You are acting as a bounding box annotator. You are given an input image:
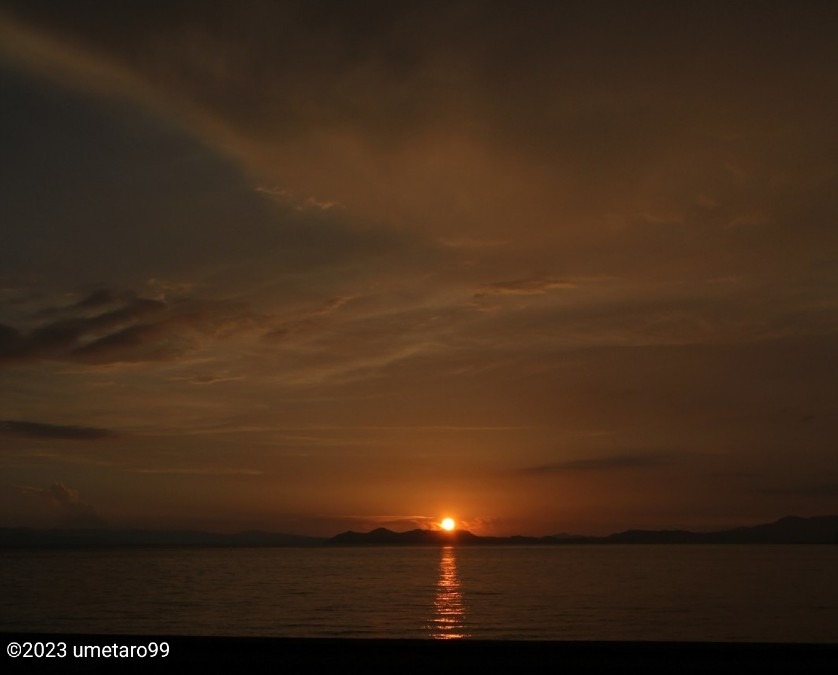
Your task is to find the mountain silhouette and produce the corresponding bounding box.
[329,515,838,546]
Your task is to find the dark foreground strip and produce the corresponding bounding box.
[4,633,838,674]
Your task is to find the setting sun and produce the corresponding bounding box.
[440,518,456,531]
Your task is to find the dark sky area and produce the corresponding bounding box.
[1,1,836,535]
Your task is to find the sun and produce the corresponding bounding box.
[440,517,456,531]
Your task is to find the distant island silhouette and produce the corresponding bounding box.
[2,515,837,548]
[329,515,838,546]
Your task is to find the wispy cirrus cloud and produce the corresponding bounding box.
[473,277,576,300]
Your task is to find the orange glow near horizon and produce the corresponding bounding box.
[440,517,456,531]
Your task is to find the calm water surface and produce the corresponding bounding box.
[2,545,837,642]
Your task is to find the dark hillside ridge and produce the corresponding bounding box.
[329,515,838,546]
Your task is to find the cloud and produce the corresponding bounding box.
[2,3,836,302]
[0,420,116,440]
[0,288,259,366]
[71,289,118,310]
[0,293,166,363]
[522,453,672,474]
[255,185,341,212]
[473,277,576,300]
[311,296,355,315]
[22,480,105,527]
[168,374,245,386]
[69,320,190,364]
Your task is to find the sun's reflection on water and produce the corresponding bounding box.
[429,545,469,639]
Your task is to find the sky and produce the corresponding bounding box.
[1,1,836,536]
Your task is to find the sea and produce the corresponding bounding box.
[2,545,838,643]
